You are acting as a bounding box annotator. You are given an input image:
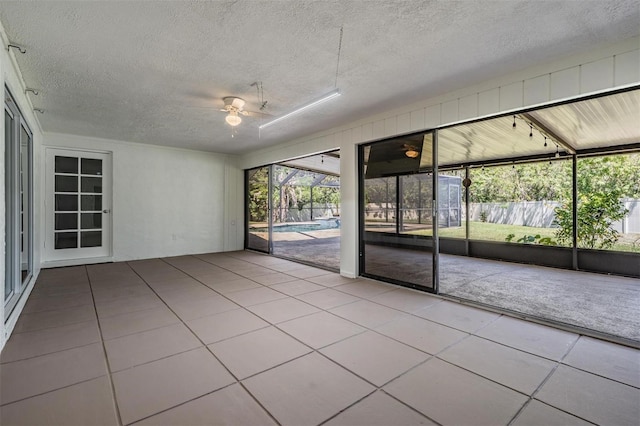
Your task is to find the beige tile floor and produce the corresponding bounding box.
[1,251,639,426]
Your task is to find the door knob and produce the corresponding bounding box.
[102,209,111,214]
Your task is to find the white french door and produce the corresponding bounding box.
[45,149,112,262]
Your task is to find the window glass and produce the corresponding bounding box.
[468,161,571,247]
[55,232,77,249]
[55,156,78,174]
[55,175,78,192]
[81,177,102,193]
[81,231,102,248]
[364,177,397,233]
[81,195,102,211]
[81,158,102,175]
[574,153,640,252]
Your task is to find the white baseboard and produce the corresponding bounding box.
[41,256,114,268]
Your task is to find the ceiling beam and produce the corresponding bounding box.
[279,169,299,185]
[521,112,576,154]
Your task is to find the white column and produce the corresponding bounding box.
[339,141,358,278]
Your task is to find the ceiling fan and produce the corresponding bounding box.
[402,143,421,158]
[220,96,270,127]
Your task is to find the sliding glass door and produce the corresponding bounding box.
[245,152,342,270]
[5,88,34,318]
[245,166,271,253]
[360,131,438,292]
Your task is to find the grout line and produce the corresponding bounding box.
[505,336,585,425]
[11,253,638,426]
[431,355,533,397]
[315,388,379,426]
[378,388,445,426]
[0,339,100,366]
[129,255,640,394]
[129,258,283,426]
[0,374,114,408]
[507,398,599,426]
[126,381,240,426]
[85,265,124,426]
[16,300,94,316]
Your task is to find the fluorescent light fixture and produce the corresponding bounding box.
[259,89,341,129]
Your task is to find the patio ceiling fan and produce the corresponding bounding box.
[402,144,421,158]
[219,96,271,127]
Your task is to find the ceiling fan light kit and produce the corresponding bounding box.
[225,111,242,126]
[259,88,341,130]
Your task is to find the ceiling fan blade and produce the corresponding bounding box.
[176,105,218,109]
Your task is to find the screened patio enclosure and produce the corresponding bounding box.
[246,151,341,270]
[435,87,640,278]
[359,87,640,344]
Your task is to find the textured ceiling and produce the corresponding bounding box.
[1,1,638,154]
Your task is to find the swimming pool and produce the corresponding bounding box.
[252,219,340,233]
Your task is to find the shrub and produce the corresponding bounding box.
[554,191,628,249]
[505,233,557,245]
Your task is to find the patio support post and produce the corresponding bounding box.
[433,130,439,293]
[418,178,422,225]
[385,180,389,223]
[465,166,470,256]
[268,165,274,254]
[310,186,314,221]
[280,186,284,223]
[572,154,578,270]
[397,175,402,233]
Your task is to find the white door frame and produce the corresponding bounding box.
[44,148,113,266]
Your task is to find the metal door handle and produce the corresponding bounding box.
[102,209,111,214]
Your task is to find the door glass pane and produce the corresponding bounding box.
[20,125,32,285]
[269,160,341,270]
[364,176,397,233]
[361,133,434,291]
[56,194,78,211]
[55,213,77,230]
[81,213,102,229]
[81,231,102,248]
[5,109,14,300]
[55,156,78,174]
[400,174,433,234]
[55,232,78,249]
[246,166,270,253]
[81,195,102,211]
[81,177,102,193]
[55,175,78,192]
[81,158,102,175]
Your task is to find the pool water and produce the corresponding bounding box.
[253,219,340,233]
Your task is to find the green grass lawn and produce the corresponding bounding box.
[399,221,639,252]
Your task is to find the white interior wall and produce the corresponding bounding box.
[43,133,243,264]
[1,29,45,350]
[239,36,640,278]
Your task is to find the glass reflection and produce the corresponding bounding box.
[246,167,270,253]
[361,132,435,290]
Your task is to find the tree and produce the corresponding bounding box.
[553,155,637,249]
[555,190,628,249]
[248,168,269,223]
